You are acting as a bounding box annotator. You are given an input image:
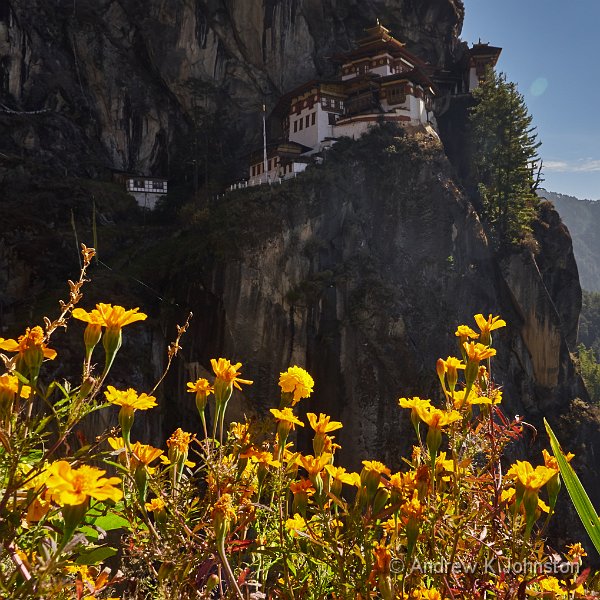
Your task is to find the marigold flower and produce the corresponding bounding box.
[0,326,57,377]
[145,497,166,513]
[306,412,342,434]
[270,407,304,429]
[437,356,465,391]
[187,377,213,396]
[474,313,506,345]
[0,373,31,420]
[279,366,314,406]
[566,542,587,563]
[167,428,194,455]
[455,325,479,340]
[411,587,442,600]
[130,441,163,470]
[372,541,392,574]
[285,513,307,536]
[506,460,556,494]
[297,453,332,477]
[46,461,122,506]
[211,358,253,391]
[542,448,574,472]
[324,465,356,485]
[104,386,157,411]
[463,341,496,363]
[415,406,461,430]
[361,460,391,498]
[90,303,147,330]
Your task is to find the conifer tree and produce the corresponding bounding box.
[470,70,542,246]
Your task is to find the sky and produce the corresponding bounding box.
[461,0,600,200]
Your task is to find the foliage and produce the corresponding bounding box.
[577,344,600,402]
[470,70,542,247]
[0,247,596,599]
[545,419,600,557]
[579,291,600,355]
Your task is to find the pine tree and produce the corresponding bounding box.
[469,70,542,246]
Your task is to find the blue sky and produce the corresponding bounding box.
[461,1,600,200]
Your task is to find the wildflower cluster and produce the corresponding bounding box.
[0,250,594,599]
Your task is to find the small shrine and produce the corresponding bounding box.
[124,176,168,210]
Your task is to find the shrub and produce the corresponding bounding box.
[0,247,594,599]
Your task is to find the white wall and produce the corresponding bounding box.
[289,105,334,151]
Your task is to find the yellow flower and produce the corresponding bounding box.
[167,428,194,455]
[474,313,506,345]
[415,406,461,430]
[566,542,587,563]
[279,366,314,405]
[0,373,32,419]
[104,386,157,410]
[211,358,253,391]
[436,356,466,391]
[297,453,332,477]
[371,541,392,574]
[398,396,431,411]
[84,303,147,330]
[542,448,574,471]
[411,587,442,600]
[0,326,57,377]
[454,325,479,340]
[46,461,122,506]
[270,407,305,429]
[145,497,166,513]
[306,412,342,434]
[240,448,281,468]
[187,377,213,397]
[506,460,556,494]
[324,465,356,485]
[361,460,391,477]
[130,441,163,469]
[463,341,496,363]
[285,513,307,535]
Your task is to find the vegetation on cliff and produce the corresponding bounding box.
[0,249,595,599]
[470,71,542,247]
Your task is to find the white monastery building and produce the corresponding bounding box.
[234,22,502,190]
[125,176,168,210]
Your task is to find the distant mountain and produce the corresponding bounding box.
[538,188,600,292]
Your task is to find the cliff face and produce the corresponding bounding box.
[1,0,597,551]
[1,0,464,177]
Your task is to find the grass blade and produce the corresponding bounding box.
[544,418,600,555]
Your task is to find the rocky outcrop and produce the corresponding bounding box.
[1,0,464,178]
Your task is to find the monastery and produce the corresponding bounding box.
[231,22,501,190]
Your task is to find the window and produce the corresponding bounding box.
[312,112,316,126]
[152,181,164,190]
[134,179,144,188]
[293,120,298,133]
[305,115,310,128]
[252,166,256,176]
[299,119,303,130]
[268,159,272,170]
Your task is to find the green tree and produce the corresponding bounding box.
[470,70,542,245]
[578,343,600,402]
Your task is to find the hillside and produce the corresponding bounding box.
[538,188,600,291]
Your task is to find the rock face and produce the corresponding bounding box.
[1,0,464,177]
[1,0,598,553]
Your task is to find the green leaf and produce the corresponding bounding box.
[544,418,600,555]
[90,513,130,532]
[74,546,118,565]
[78,525,100,541]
